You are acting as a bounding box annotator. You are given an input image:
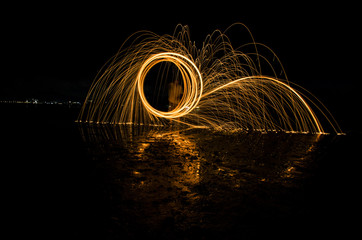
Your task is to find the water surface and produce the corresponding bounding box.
[77,124,340,238]
[2,104,358,239]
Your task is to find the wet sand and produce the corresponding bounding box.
[2,104,359,239]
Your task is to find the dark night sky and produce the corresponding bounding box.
[2,2,359,131]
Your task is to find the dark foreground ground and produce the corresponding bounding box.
[2,104,361,239]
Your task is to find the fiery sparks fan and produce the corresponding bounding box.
[78,24,342,134]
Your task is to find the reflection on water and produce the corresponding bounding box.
[78,125,324,238]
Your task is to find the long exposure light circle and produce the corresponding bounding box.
[137,52,203,119]
[78,25,343,134]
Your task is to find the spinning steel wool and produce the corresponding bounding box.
[78,24,341,134]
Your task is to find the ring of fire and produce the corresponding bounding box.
[78,25,343,134]
[137,52,203,119]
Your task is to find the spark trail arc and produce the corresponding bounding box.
[78,24,342,134]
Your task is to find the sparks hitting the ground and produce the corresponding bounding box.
[78,24,342,134]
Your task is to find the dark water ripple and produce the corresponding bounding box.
[77,124,341,239]
[2,105,359,239]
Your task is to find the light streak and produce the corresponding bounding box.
[137,52,203,119]
[78,24,342,134]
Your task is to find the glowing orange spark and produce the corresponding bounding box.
[78,24,342,134]
[137,52,203,119]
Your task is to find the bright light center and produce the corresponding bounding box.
[137,52,203,119]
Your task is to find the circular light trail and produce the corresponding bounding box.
[137,52,203,118]
[78,24,343,134]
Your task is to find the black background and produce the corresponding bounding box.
[2,2,360,132]
[2,2,361,238]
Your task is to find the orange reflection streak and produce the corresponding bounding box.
[78,24,342,134]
